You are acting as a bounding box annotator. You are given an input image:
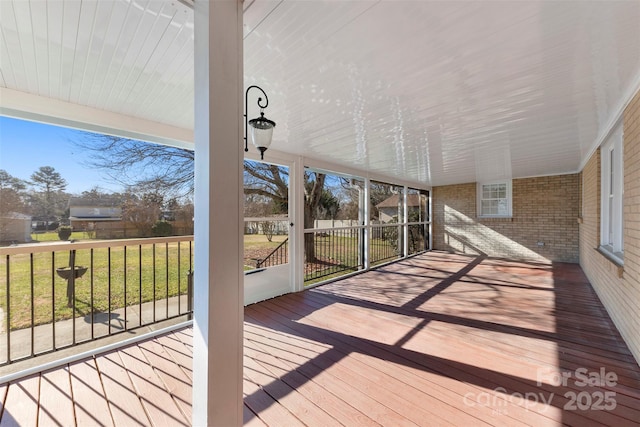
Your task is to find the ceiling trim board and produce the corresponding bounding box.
[0,87,193,148]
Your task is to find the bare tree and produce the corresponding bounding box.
[243,161,330,261]
[77,135,330,260]
[244,161,288,214]
[260,221,276,242]
[122,190,163,237]
[75,135,194,197]
[303,171,329,261]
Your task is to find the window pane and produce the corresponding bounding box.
[483,186,491,198]
[479,181,510,217]
[497,186,506,198]
[498,199,508,215]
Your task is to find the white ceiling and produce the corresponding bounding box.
[1,0,640,187]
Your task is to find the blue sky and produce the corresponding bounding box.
[0,116,123,194]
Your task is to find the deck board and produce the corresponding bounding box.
[1,252,639,426]
[97,351,150,426]
[69,360,113,426]
[1,374,38,427]
[118,344,189,426]
[138,338,192,420]
[39,367,76,427]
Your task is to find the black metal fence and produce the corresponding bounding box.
[370,223,402,266]
[256,238,289,268]
[304,227,364,283]
[0,236,193,365]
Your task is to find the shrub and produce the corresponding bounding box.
[57,226,73,241]
[260,221,275,242]
[152,220,173,237]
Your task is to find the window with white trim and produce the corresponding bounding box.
[600,126,624,263]
[477,181,512,218]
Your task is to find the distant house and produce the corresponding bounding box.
[0,212,32,243]
[375,194,422,223]
[68,196,122,230]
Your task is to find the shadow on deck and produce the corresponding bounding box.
[1,252,639,426]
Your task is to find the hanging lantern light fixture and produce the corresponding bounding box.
[244,85,276,160]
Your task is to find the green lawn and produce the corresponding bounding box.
[2,235,286,330]
[1,232,403,330]
[303,235,396,284]
[243,234,288,270]
[0,241,192,330]
[30,231,89,242]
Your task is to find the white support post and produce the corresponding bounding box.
[428,189,433,250]
[403,186,409,258]
[292,156,305,291]
[363,178,371,270]
[192,1,243,426]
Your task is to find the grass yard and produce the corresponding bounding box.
[30,231,89,242]
[303,235,399,284]
[244,234,288,270]
[0,241,193,330]
[1,231,404,330]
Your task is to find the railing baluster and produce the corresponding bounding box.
[71,249,76,345]
[152,244,156,323]
[30,253,34,357]
[165,242,169,319]
[189,240,193,317]
[90,249,94,340]
[139,244,142,326]
[51,252,56,351]
[124,246,127,331]
[177,242,181,315]
[6,255,10,364]
[108,247,111,336]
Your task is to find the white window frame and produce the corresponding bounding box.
[600,125,624,263]
[477,180,512,218]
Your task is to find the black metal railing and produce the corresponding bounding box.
[256,238,289,268]
[370,223,402,266]
[304,226,364,284]
[0,236,193,365]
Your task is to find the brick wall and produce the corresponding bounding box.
[580,87,640,365]
[432,174,580,263]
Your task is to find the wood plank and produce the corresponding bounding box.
[243,376,305,427]
[246,305,530,427]
[0,384,8,424]
[69,359,113,426]
[248,325,451,427]
[244,337,381,427]
[118,343,189,426]
[156,332,193,380]
[0,254,638,427]
[244,348,342,427]
[244,404,268,427]
[245,311,421,427]
[39,367,76,427]
[254,290,620,423]
[138,338,192,422]
[96,350,150,426]
[0,375,39,427]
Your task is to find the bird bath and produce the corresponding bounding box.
[56,249,87,307]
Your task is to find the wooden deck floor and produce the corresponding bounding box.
[1,252,639,426]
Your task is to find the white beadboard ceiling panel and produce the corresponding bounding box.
[0,0,194,131]
[1,0,640,188]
